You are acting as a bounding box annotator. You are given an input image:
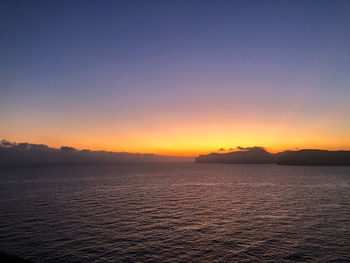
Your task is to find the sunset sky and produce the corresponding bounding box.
[1,0,350,156]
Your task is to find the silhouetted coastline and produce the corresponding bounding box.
[196,148,350,166]
[277,149,350,165]
[195,147,277,164]
[2,140,350,166]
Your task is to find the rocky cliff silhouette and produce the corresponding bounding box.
[196,148,350,165]
[195,147,277,164]
[277,149,350,165]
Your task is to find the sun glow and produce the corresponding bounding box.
[3,110,350,156]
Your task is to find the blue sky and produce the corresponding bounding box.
[1,0,349,155]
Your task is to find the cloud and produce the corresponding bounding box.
[0,140,192,164]
[217,148,226,151]
[60,146,76,152]
[235,146,266,151]
[1,140,15,147]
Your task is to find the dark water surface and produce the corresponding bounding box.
[0,163,350,262]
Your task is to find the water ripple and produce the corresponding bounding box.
[0,163,350,262]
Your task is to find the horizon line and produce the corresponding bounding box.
[2,139,350,158]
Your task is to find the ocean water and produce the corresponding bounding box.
[0,163,350,263]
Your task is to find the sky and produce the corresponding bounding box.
[1,0,350,156]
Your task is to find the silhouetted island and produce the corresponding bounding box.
[196,148,350,166]
[195,147,277,164]
[277,149,350,165]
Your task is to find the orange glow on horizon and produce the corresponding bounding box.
[2,98,350,157]
[3,121,350,157]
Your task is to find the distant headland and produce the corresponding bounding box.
[195,147,350,166]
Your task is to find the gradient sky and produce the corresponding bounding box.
[1,0,350,156]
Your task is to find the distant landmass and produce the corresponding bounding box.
[195,147,277,164]
[0,140,192,165]
[277,149,350,165]
[2,140,350,166]
[196,147,350,166]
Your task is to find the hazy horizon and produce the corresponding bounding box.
[1,139,350,160]
[1,138,349,157]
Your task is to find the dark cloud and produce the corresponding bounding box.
[236,146,265,151]
[60,146,76,152]
[217,148,226,151]
[1,140,15,147]
[0,140,192,164]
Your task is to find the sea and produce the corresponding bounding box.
[0,163,349,262]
